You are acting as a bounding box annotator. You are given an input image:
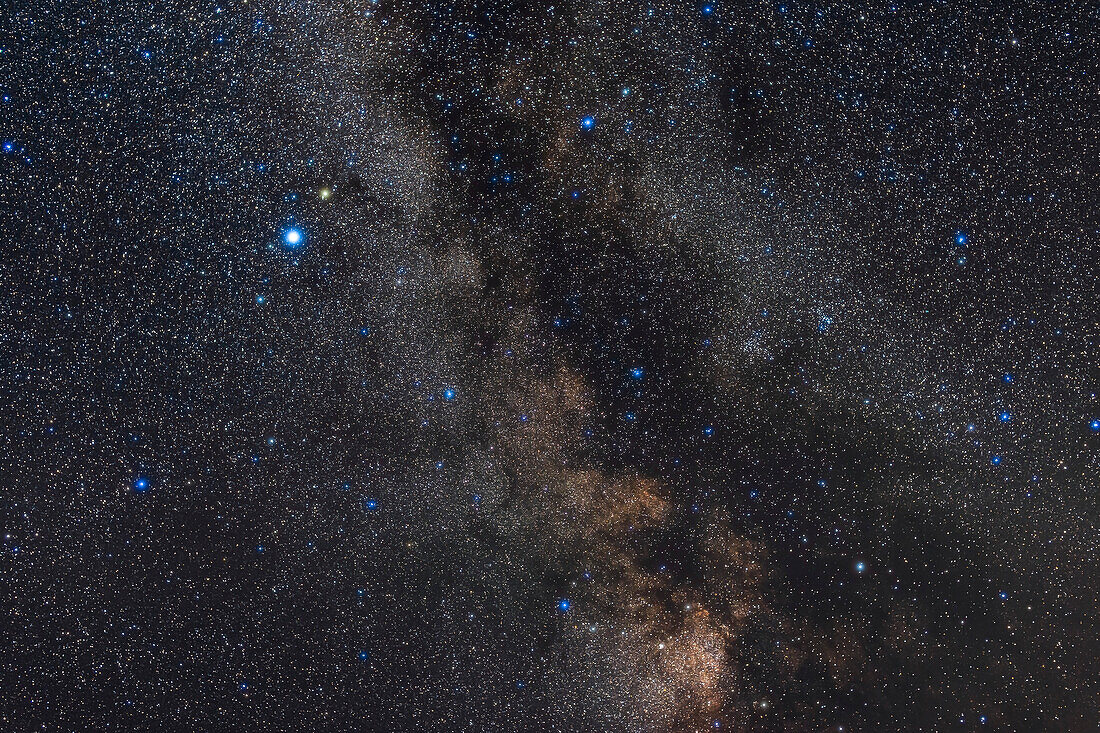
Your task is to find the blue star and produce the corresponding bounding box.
[998,411,1011,423]
[1090,419,1100,432]
[358,650,370,661]
[703,425,714,437]
[557,598,571,612]
[701,4,714,15]
[442,388,456,401]
[580,116,595,130]
[854,561,866,573]
[133,477,149,492]
[283,227,304,247]
[991,455,1002,466]
[630,366,644,380]
[254,294,266,305]
[954,230,968,246]
[624,411,636,422]
[1002,373,1014,383]
[364,498,380,512]
[358,326,370,336]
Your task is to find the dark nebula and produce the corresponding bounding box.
[2,1,1098,730]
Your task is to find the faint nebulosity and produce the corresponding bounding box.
[2,1,1098,731]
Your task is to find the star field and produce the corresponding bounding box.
[2,1,1098,731]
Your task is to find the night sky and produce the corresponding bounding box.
[3,1,1099,731]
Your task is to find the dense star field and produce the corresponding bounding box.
[2,0,1098,730]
